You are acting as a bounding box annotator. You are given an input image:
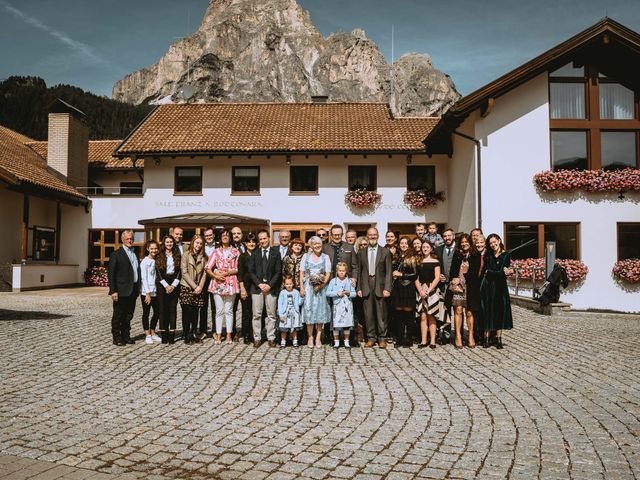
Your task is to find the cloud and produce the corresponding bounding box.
[0,0,111,67]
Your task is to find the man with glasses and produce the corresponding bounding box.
[278,230,291,259]
[316,228,329,244]
[199,227,217,340]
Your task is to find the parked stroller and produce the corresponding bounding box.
[535,264,569,306]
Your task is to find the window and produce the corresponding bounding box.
[33,226,56,261]
[617,223,640,261]
[407,165,435,191]
[290,166,318,193]
[348,166,376,191]
[119,182,143,195]
[174,167,202,194]
[505,222,579,260]
[88,229,145,267]
[232,166,260,193]
[271,223,331,245]
[549,62,640,170]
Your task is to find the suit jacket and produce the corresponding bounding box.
[356,245,392,297]
[322,241,358,280]
[107,247,140,297]
[248,246,282,296]
[436,243,456,280]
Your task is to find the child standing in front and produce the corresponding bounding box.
[326,262,356,348]
[140,240,161,344]
[278,275,303,347]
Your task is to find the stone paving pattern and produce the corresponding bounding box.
[0,288,639,479]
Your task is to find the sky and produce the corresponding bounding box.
[1,0,639,99]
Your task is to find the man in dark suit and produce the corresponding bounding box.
[356,227,392,348]
[248,229,282,347]
[108,229,140,346]
[323,224,360,345]
[436,228,456,342]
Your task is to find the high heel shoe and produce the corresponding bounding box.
[429,344,436,349]
[495,337,504,349]
[482,336,491,348]
[418,343,428,349]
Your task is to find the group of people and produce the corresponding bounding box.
[108,222,514,350]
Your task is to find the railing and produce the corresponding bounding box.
[512,265,545,298]
[76,186,143,196]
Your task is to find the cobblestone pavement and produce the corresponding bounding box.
[1,289,639,480]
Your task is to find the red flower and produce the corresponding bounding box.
[510,258,588,282]
[612,259,640,283]
[84,266,109,287]
[403,189,445,208]
[345,189,382,208]
[534,168,640,193]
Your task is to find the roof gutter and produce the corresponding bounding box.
[452,131,482,231]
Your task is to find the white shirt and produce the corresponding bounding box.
[160,253,180,288]
[204,243,215,260]
[279,245,288,258]
[123,245,139,283]
[140,257,156,296]
[368,245,378,275]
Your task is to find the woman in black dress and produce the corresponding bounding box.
[237,233,257,344]
[449,234,476,349]
[156,235,181,344]
[480,234,514,349]
[467,234,486,345]
[415,240,441,349]
[391,237,418,347]
[385,231,400,343]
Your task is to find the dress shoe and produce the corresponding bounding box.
[198,332,207,341]
[253,340,261,348]
[112,338,125,346]
[495,337,504,349]
[184,336,191,345]
[268,340,277,348]
[233,333,239,343]
[123,337,135,345]
[429,344,436,349]
[418,343,428,349]
[365,341,375,348]
[350,339,360,348]
[168,332,176,344]
[244,337,252,345]
[378,341,387,349]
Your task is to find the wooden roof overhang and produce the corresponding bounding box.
[424,18,640,155]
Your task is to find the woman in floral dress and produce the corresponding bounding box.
[299,236,331,347]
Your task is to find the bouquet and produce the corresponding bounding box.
[309,273,325,292]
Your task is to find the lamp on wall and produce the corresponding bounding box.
[286,155,292,166]
[153,157,161,166]
[406,154,413,165]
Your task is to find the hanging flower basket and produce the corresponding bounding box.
[534,168,640,193]
[612,259,640,283]
[403,189,445,208]
[84,266,109,287]
[510,258,588,282]
[345,189,382,208]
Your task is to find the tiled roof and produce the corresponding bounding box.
[116,103,438,155]
[0,125,86,200]
[26,140,141,169]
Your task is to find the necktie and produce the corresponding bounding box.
[369,248,375,276]
[447,247,451,256]
[262,249,268,278]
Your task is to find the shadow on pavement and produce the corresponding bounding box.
[0,309,72,321]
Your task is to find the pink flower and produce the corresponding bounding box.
[534,168,640,192]
[511,258,588,282]
[613,259,640,283]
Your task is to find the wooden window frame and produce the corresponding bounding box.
[616,222,640,261]
[549,65,640,170]
[504,221,581,260]
[271,223,332,245]
[406,165,436,192]
[231,166,261,195]
[348,165,377,191]
[88,229,145,267]
[289,165,319,195]
[174,166,203,195]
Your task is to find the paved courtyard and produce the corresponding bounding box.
[0,288,638,480]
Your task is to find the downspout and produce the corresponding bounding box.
[452,131,482,231]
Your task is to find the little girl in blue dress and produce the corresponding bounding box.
[326,262,356,348]
[278,275,303,347]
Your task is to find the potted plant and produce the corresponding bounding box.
[403,189,445,208]
[345,188,382,208]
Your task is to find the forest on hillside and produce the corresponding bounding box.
[0,76,153,140]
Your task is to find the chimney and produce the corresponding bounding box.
[47,99,89,188]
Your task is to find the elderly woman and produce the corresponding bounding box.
[299,236,332,347]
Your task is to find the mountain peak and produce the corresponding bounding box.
[112,0,459,116]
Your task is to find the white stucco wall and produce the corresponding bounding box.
[89,153,451,235]
[12,263,80,291]
[466,73,640,312]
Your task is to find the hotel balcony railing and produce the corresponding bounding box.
[76,186,143,196]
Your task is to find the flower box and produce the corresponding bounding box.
[84,266,109,287]
[510,258,588,282]
[345,189,382,208]
[534,168,640,193]
[403,189,445,208]
[612,258,640,283]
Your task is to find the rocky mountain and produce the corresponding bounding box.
[112,0,460,116]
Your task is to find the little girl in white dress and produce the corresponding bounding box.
[325,262,356,348]
[277,275,303,347]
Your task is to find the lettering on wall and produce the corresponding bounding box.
[155,200,263,208]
